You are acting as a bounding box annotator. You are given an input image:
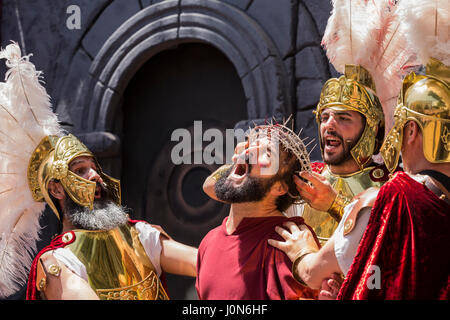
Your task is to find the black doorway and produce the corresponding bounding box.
[121,43,247,299]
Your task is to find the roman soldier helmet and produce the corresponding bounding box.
[381,60,450,172]
[28,134,121,220]
[318,0,416,169]
[315,65,385,169]
[380,0,450,172]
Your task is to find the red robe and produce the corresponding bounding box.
[338,171,450,300]
[196,215,319,300]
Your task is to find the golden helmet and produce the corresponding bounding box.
[27,134,121,219]
[381,58,450,172]
[315,65,385,169]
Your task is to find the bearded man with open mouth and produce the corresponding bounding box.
[196,123,321,300]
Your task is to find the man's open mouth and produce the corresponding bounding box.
[94,183,103,199]
[324,136,342,152]
[228,163,249,183]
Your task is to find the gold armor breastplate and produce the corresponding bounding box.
[301,165,386,244]
[66,223,169,300]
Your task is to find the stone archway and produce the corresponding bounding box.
[78,0,291,134]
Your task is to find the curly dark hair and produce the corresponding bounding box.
[273,148,303,212]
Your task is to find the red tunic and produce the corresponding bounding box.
[196,215,319,300]
[338,171,450,299]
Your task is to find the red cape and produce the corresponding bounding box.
[338,171,450,299]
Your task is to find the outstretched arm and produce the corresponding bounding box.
[160,236,198,277]
[268,222,342,290]
[297,234,342,289]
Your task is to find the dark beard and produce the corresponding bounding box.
[63,182,128,230]
[321,131,358,165]
[214,165,278,203]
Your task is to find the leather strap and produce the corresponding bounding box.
[419,170,450,193]
[36,259,47,292]
[420,172,450,205]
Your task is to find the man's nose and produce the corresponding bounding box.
[247,143,272,168]
[322,115,338,131]
[87,168,103,184]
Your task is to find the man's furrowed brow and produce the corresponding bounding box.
[70,158,95,167]
[334,111,352,116]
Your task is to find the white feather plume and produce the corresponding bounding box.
[398,0,450,66]
[370,0,419,133]
[322,0,380,74]
[0,42,62,298]
[322,0,419,133]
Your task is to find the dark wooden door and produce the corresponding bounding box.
[121,43,247,299]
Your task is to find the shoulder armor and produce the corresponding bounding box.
[34,231,75,293]
[343,187,379,236]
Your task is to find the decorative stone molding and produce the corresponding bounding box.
[77,0,291,133]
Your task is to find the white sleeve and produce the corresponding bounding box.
[284,203,304,217]
[53,247,89,281]
[333,201,371,276]
[135,222,163,277]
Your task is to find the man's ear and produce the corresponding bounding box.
[270,181,288,197]
[403,120,421,146]
[48,180,66,200]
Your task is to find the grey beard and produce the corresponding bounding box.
[64,197,128,231]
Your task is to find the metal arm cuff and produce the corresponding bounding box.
[327,192,352,222]
[211,164,233,181]
[291,249,318,287]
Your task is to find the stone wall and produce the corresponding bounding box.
[1,0,337,161]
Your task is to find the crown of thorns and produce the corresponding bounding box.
[246,118,314,174]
